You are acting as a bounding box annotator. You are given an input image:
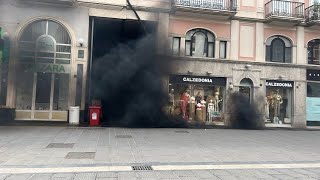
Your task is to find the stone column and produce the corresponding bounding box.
[180,37,186,56]
[215,40,220,59]
[255,22,264,62]
[230,20,240,60]
[157,13,169,55]
[296,26,305,64]
[293,81,307,128]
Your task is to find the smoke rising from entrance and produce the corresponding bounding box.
[228,92,265,129]
[91,34,187,128]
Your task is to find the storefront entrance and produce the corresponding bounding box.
[168,75,226,125]
[306,69,320,126]
[15,20,71,121]
[239,78,253,103]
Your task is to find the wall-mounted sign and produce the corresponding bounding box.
[17,63,71,74]
[169,75,226,86]
[307,69,320,81]
[266,80,293,88]
[36,35,55,52]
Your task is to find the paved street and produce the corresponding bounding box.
[0,126,320,179]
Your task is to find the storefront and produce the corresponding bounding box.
[306,69,320,125]
[265,80,293,125]
[168,75,226,125]
[15,20,72,121]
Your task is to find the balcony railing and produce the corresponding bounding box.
[265,0,304,19]
[305,4,320,22]
[174,0,237,11]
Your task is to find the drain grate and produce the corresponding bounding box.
[65,152,95,159]
[46,143,74,148]
[132,166,153,171]
[175,130,189,133]
[115,135,132,138]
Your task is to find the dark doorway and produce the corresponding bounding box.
[87,17,157,126]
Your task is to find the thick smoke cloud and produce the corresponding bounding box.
[91,34,187,128]
[228,92,265,129]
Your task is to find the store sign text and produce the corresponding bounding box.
[183,77,213,83]
[266,81,293,88]
[20,63,71,74]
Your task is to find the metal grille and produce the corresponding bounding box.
[132,166,153,171]
[175,130,189,133]
[46,143,74,148]
[115,135,132,138]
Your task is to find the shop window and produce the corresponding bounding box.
[219,41,227,59]
[307,82,320,122]
[307,39,320,65]
[266,36,292,63]
[172,37,180,55]
[16,20,72,120]
[265,81,293,125]
[185,29,215,58]
[168,75,226,125]
[0,27,9,106]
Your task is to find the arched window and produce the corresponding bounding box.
[307,39,320,65]
[185,29,215,58]
[266,36,292,63]
[16,20,72,121]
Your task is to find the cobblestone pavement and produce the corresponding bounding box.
[0,126,320,179]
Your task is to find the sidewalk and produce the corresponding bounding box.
[0,126,320,179]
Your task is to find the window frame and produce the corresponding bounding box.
[308,39,320,65]
[266,36,292,63]
[185,29,215,58]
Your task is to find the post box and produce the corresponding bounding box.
[89,106,101,126]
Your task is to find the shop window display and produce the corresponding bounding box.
[265,88,292,124]
[167,84,224,125]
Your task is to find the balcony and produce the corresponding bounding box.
[172,0,237,19]
[305,4,320,25]
[265,0,304,24]
[19,0,76,6]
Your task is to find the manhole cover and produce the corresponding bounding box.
[132,166,153,171]
[115,135,132,138]
[175,130,189,133]
[46,143,74,148]
[65,152,95,159]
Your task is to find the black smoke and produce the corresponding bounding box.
[227,92,265,129]
[91,34,187,128]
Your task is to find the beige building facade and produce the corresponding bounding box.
[0,0,319,128]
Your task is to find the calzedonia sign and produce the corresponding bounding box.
[266,80,293,88]
[170,75,226,86]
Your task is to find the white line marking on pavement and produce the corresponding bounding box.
[153,163,320,171]
[1,163,320,174]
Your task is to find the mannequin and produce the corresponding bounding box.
[168,89,175,114]
[195,91,202,104]
[207,99,214,123]
[181,89,190,120]
[201,100,207,122]
[272,89,283,124]
[265,97,270,120]
[196,102,202,121]
[189,96,196,121]
[213,88,222,112]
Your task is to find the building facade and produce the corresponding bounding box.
[0,0,319,128]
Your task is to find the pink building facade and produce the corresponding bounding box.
[167,0,320,128]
